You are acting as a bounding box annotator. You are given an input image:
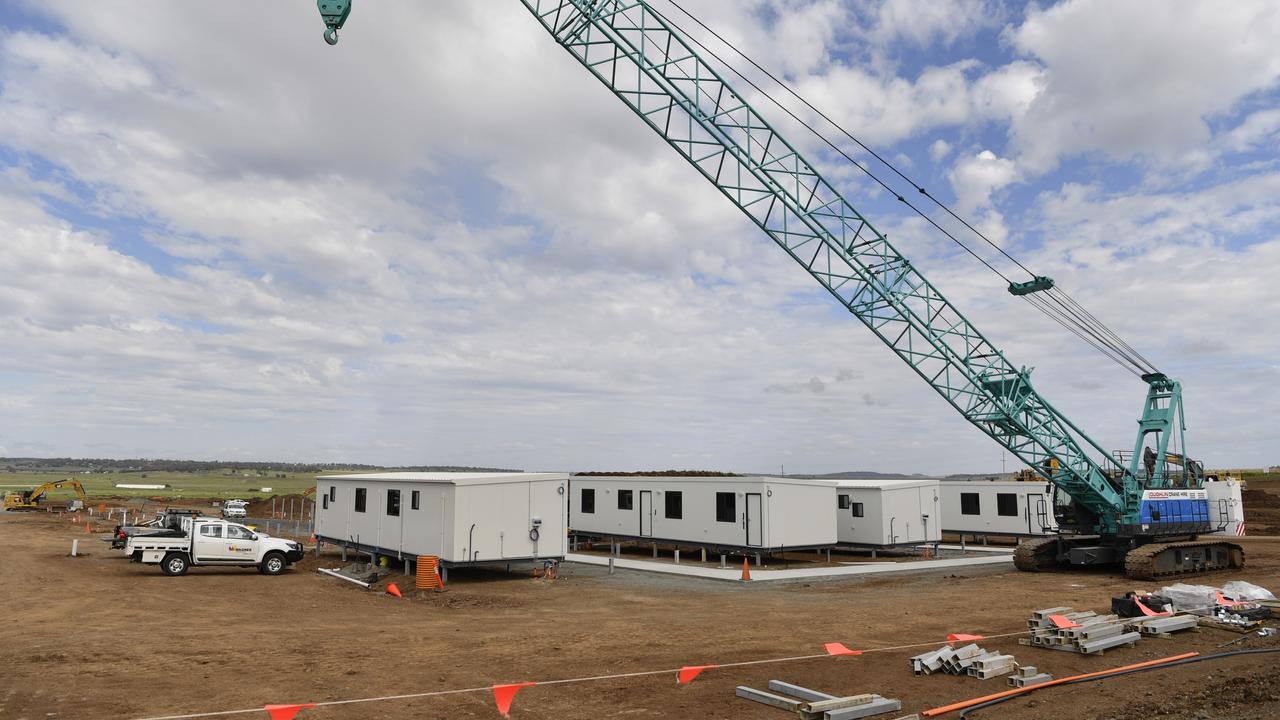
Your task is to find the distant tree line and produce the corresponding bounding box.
[0,457,520,474]
[573,470,740,477]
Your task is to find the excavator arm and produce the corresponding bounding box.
[4,479,87,510]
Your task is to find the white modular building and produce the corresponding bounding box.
[834,479,942,547]
[939,479,1058,537]
[314,472,569,566]
[568,476,837,552]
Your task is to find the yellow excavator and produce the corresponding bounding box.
[3,479,88,511]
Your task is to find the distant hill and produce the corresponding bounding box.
[0,457,519,474]
[794,470,934,480]
[771,471,1008,481]
[573,470,740,477]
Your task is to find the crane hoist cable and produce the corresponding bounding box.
[654,0,1160,377]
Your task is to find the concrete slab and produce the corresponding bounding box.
[564,552,1012,582]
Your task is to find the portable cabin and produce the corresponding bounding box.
[833,478,942,547]
[314,472,569,566]
[939,479,1058,537]
[1205,477,1246,537]
[568,476,836,553]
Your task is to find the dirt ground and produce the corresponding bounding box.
[3,511,1280,720]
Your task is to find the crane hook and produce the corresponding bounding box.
[317,0,351,46]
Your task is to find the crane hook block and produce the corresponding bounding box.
[1007,276,1055,296]
[317,0,351,45]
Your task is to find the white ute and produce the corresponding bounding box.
[125,516,305,576]
[221,499,248,519]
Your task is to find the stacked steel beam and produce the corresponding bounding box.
[1024,607,1140,654]
[909,643,1018,680]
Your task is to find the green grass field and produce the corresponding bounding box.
[0,469,351,501]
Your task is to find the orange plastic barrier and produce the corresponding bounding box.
[921,652,1199,717]
[946,633,984,643]
[416,556,443,590]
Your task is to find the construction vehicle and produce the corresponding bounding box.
[3,479,88,512]
[111,508,205,549]
[125,516,304,576]
[312,2,1243,579]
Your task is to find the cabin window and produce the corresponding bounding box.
[851,502,864,518]
[618,489,633,510]
[715,492,735,522]
[997,493,1018,517]
[321,495,329,510]
[838,494,851,509]
[665,491,683,519]
[328,486,336,502]
[960,492,980,515]
[199,524,222,538]
[581,488,595,514]
[411,490,420,510]
[387,489,401,517]
[355,488,367,513]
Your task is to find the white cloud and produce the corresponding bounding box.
[0,0,1277,475]
[860,0,1003,49]
[1005,0,1280,171]
[948,149,1019,217]
[1219,109,1280,154]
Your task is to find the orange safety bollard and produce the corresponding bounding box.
[416,556,444,590]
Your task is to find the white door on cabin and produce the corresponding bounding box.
[746,493,762,547]
[1026,494,1048,533]
[639,490,653,537]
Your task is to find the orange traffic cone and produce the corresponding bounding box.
[740,557,751,582]
[84,521,93,534]
[386,583,402,598]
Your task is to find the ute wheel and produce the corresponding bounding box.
[260,552,287,576]
[161,552,189,576]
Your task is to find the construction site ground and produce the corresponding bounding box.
[5,507,1280,720]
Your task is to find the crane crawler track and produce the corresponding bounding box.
[1123,540,1245,581]
[1013,537,1060,572]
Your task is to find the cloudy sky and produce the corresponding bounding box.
[1,0,1277,474]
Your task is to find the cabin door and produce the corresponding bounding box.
[745,493,763,547]
[1026,494,1048,533]
[639,491,653,537]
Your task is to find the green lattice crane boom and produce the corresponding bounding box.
[314,0,1243,578]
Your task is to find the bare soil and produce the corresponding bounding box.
[1242,486,1280,535]
[3,512,1279,720]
